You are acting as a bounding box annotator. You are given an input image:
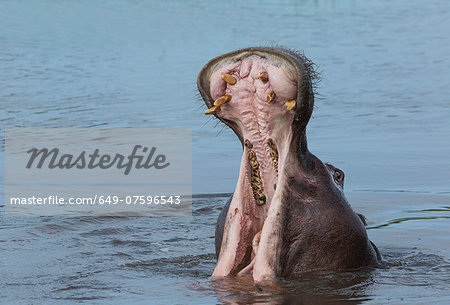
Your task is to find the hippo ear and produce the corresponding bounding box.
[357,213,368,226]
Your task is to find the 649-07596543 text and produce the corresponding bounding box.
[9,195,182,205]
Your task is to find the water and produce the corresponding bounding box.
[1,0,449,303]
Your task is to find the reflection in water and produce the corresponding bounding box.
[212,270,374,305]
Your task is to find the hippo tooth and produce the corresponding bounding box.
[258,72,269,83]
[222,73,237,85]
[204,105,220,115]
[267,138,279,174]
[214,94,232,107]
[285,100,296,110]
[257,194,266,205]
[267,91,276,104]
[252,231,262,250]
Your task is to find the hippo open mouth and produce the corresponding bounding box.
[198,47,381,282]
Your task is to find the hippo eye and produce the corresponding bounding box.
[334,169,344,184]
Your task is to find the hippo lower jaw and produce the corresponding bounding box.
[198,47,380,282]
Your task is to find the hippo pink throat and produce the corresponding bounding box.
[205,55,299,281]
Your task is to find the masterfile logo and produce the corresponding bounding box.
[5,128,192,216]
[25,145,170,175]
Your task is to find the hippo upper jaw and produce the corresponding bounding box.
[198,47,380,282]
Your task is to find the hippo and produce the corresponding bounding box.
[197,47,381,283]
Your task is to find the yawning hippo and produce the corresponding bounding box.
[198,47,381,282]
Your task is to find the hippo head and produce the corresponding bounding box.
[198,47,381,282]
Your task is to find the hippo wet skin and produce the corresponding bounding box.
[197,47,381,282]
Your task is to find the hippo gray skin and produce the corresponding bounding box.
[197,47,381,283]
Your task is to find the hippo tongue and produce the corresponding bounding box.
[197,48,315,281]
